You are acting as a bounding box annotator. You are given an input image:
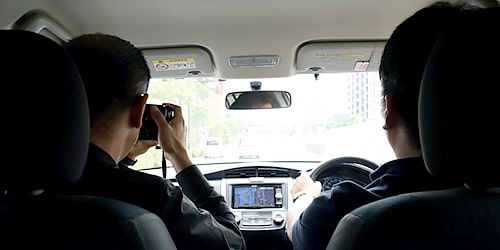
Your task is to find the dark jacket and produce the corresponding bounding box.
[72,143,246,250]
[292,156,461,250]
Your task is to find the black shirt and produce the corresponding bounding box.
[292,156,461,250]
[73,143,246,250]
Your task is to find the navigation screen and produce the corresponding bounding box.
[232,184,276,208]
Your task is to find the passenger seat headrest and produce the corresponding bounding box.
[419,7,500,188]
[0,30,89,193]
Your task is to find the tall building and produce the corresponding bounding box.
[347,72,382,121]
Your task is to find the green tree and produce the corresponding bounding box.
[147,78,244,157]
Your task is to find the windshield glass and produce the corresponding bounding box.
[133,72,395,171]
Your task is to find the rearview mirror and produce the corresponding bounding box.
[225,90,292,109]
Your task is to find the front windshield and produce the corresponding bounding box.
[133,72,395,171]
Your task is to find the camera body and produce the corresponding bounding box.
[139,103,174,140]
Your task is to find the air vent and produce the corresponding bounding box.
[225,168,257,178]
[257,168,290,177]
[221,167,297,179]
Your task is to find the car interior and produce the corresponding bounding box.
[0,29,177,250]
[1,0,499,249]
[327,7,500,250]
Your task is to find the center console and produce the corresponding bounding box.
[225,177,290,231]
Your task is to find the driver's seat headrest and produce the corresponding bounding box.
[0,30,89,193]
[419,6,500,189]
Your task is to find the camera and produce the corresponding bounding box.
[139,103,174,140]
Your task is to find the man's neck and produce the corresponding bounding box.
[90,128,131,164]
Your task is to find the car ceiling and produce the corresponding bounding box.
[1,0,494,79]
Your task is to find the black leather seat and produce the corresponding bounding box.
[326,7,500,250]
[0,29,176,250]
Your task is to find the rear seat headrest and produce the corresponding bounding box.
[419,7,500,188]
[0,30,89,193]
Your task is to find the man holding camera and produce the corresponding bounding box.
[63,33,246,250]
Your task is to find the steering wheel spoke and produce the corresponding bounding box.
[309,156,378,191]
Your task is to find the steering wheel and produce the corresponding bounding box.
[309,156,379,191]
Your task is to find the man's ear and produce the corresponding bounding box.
[383,95,397,130]
[130,94,148,129]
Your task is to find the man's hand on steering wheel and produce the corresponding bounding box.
[290,173,322,201]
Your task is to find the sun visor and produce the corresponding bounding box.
[296,41,385,73]
[142,46,215,78]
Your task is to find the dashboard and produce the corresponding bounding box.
[143,160,375,249]
[201,164,304,232]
